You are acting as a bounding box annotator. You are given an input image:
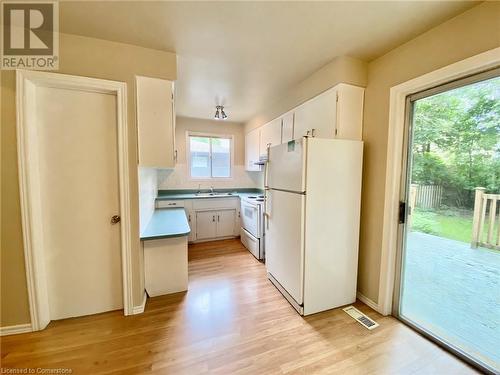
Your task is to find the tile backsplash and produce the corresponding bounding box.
[158,164,263,190]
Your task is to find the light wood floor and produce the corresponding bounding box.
[1,239,476,374]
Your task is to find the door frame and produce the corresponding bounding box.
[378,47,500,317]
[16,69,134,331]
[392,66,500,316]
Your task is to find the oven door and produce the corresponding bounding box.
[240,200,261,238]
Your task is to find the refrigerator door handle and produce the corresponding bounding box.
[264,188,270,230]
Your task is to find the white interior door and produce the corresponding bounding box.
[196,211,217,240]
[216,209,236,237]
[36,86,123,320]
[265,189,305,304]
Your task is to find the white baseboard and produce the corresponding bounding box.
[131,292,147,315]
[0,323,32,336]
[356,292,382,314]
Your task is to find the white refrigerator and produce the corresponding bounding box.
[265,137,363,315]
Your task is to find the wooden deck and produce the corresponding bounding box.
[1,239,476,374]
[401,231,500,370]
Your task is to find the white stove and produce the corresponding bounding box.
[240,194,265,260]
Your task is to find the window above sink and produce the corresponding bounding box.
[188,132,233,180]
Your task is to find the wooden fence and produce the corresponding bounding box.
[471,187,500,250]
[408,184,441,228]
[414,184,443,209]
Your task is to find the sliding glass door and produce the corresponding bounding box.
[395,68,500,373]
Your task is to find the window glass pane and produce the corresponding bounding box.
[190,137,210,178]
[211,138,231,178]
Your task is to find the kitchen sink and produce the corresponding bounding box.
[195,192,234,197]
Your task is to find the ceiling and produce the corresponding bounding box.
[59,1,478,123]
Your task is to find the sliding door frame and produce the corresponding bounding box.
[392,67,500,374]
[393,66,500,314]
[378,47,500,371]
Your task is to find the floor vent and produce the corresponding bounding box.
[343,306,379,330]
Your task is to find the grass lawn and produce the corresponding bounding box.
[411,208,497,244]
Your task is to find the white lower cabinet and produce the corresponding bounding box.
[143,236,188,297]
[196,211,218,240]
[196,209,236,240]
[156,197,240,243]
[216,209,236,237]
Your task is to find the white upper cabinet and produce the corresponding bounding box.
[335,83,364,140]
[259,117,282,157]
[281,111,294,143]
[136,76,176,168]
[294,88,337,139]
[292,83,364,141]
[245,127,261,171]
[244,83,364,168]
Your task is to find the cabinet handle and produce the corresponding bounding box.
[168,203,176,206]
[188,214,191,222]
[174,150,178,161]
[311,128,316,137]
[306,130,311,137]
[217,215,220,222]
[213,215,215,222]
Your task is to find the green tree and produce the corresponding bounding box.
[411,77,500,208]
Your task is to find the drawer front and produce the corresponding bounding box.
[240,228,260,259]
[156,200,185,208]
[192,198,238,210]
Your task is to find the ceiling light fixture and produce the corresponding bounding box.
[215,105,227,120]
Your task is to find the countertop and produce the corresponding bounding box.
[156,188,264,201]
[140,208,191,241]
[142,189,264,241]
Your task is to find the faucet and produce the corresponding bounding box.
[197,184,202,194]
[210,186,214,194]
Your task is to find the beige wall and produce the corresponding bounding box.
[1,33,176,326]
[359,1,500,303]
[245,56,368,132]
[158,116,263,190]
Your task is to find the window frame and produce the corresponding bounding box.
[186,131,234,181]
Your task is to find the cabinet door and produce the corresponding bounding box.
[187,210,196,242]
[183,200,196,242]
[281,112,294,143]
[336,83,364,140]
[245,128,261,171]
[136,76,176,168]
[259,118,282,156]
[216,209,236,238]
[195,211,217,240]
[293,88,337,139]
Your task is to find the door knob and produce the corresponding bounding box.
[111,215,121,224]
